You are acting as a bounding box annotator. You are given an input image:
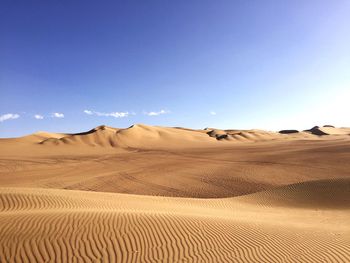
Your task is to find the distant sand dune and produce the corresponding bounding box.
[305,126,350,136]
[39,124,217,149]
[0,178,349,262]
[38,124,350,149]
[1,124,349,157]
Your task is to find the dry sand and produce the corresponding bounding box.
[0,124,349,262]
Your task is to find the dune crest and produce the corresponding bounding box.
[29,124,350,150]
[1,124,349,155]
[38,124,219,149]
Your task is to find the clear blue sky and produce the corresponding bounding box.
[1,1,349,137]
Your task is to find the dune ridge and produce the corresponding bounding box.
[40,124,350,147]
[38,124,217,149]
[0,178,349,262]
[1,124,349,157]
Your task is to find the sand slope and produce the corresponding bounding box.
[0,178,349,262]
[237,178,350,209]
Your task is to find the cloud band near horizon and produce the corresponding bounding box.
[84,110,130,118]
[0,113,20,122]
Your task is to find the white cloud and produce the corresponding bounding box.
[84,110,93,115]
[144,109,169,116]
[108,112,129,118]
[0,113,20,122]
[210,111,217,116]
[34,114,44,120]
[52,112,64,118]
[84,110,130,118]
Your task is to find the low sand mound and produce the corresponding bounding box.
[206,128,283,142]
[279,129,299,134]
[0,131,66,144]
[227,130,282,142]
[238,178,350,209]
[0,131,72,156]
[319,126,350,135]
[0,185,349,262]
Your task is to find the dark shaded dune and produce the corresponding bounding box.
[216,134,230,140]
[206,129,227,138]
[279,129,299,134]
[307,127,329,136]
[304,126,350,136]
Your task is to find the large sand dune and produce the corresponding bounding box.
[0,124,349,262]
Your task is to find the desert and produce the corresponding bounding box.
[2,1,350,262]
[0,124,349,262]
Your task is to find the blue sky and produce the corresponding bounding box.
[1,1,349,137]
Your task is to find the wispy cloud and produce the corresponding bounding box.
[0,113,20,122]
[210,111,217,116]
[84,110,130,118]
[83,110,93,115]
[144,109,169,116]
[34,114,44,120]
[52,112,64,118]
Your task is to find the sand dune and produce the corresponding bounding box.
[0,178,349,262]
[2,124,349,158]
[40,124,217,148]
[41,125,122,147]
[1,124,350,262]
[305,125,350,136]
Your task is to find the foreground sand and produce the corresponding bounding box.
[1,178,349,262]
[0,124,349,262]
